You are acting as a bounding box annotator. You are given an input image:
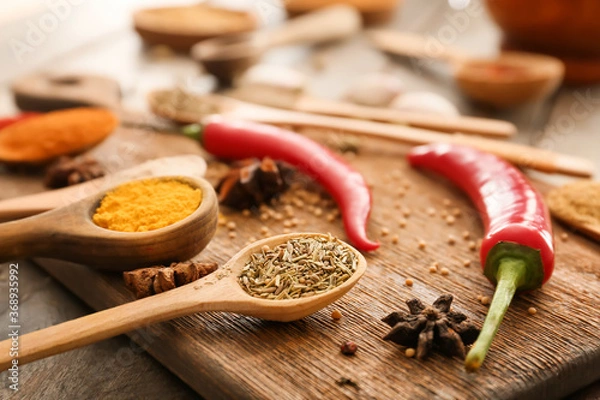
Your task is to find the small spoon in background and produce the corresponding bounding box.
[0,232,366,370]
[0,155,208,222]
[0,175,218,270]
[547,180,600,242]
[369,30,565,108]
[191,4,361,83]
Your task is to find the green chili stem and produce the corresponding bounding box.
[181,123,204,142]
[465,257,527,372]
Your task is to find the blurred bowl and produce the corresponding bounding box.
[486,0,600,84]
[285,0,401,25]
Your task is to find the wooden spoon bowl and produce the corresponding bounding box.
[190,5,361,84]
[369,30,565,108]
[0,176,218,270]
[191,32,265,84]
[454,51,565,108]
[0,232,366,369]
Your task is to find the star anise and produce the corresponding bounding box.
[216,157,294,210]
[44,155,105,188]
[382,294,480,360]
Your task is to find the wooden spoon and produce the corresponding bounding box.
[227,88,517,138]
[191,4,361,83]
[0,155,208,222]
[148,89,595,178]
[547,180,600,242]
[9,74,592,177]
[0,232,366,370]
[0,176,218,270]
[369,30,565,108]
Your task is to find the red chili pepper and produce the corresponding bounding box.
[183,117,379,252]
[408,143,554,371]
[0,112,40,130]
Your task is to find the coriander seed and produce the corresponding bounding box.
[528,307,537,315]
[331,310,343,320]
[440,267,449,276]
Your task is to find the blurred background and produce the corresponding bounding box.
[1,0,598,183]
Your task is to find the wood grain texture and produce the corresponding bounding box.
[9,127,598,400]
[0,260,199,400]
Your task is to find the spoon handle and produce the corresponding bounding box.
[267,5,361,48]
[0,180,103,222]
[368,29,469,65]
[228,102,595,177]
[0,279,235,370]
[0,216,51,262]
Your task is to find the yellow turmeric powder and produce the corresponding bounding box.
[93,178,202,232]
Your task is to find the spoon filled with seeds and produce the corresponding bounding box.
[0,233,366,370]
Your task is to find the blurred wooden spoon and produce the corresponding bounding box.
[547,180,600,242]
[369,30,565,108]
[191,5,361,83]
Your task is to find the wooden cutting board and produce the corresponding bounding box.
[2,125,599,400]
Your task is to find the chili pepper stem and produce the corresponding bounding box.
[181,123,204,142]
[465,257,527,372]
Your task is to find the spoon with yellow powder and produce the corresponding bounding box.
[0,232,366,370]
[0,155,208,222]
[0,176,218,270]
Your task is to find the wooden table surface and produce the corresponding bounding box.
[0,1,599,399]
